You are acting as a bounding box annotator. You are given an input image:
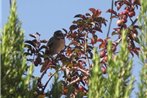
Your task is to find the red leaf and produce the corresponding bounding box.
[101,66,107,74]
[85,13,91,16]
[78,33,86,37]
[29,34,36,38]
[107,9,117,15]
[133,47,140,56]
[113,28,121,32]
[99,42,106,49]
[39,45,47,51]
[29,32,40,38]
[133,0,141,5]
[124,0,131,6]
[95,9,101,17]
[89,8,96,14]
[70,25,77,31]
[40,40,48,43]
[94,27,103,33]
[24,52,32,56]
[74,14,85,19]
[62,28,68,34]
[112,31,118,35]
[97,38,103,43]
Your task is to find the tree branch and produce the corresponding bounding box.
[107,0,114,37]
[42,68,61,92]
[73,67,89,76]
[67,76,88,86]
[9,0,12,8]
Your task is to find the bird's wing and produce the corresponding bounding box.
[47,37,54,47]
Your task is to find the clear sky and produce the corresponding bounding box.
[2,0,112,39]
[1,0,142,97]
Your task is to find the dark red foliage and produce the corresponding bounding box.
[24,0,141,97]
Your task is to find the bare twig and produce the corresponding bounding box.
[23,73,36,79]
[84,31,91,66]
[67,76,88,86]
[131,17,138,25]
[40,67,47,79]
[40,60,56,79]
[68,77,80,86]
[129,17,134,23]
[9,0,12,8]
[42,68,61,92]
[115,38,122,44]
[107,0,114,37]
[73,67,89,76]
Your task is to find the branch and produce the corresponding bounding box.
[131,17,138,26]
[67,76,88,86]
[129,16,138,26]
[42,68,61,92]
[9,0,12,8]
[40,61,57,80]
[40,68,48,79]
[84,31,91,66]
[73,67,89,76]
[23,73,37,79]
[107,0,114,37]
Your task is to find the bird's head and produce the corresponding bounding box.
[54,30,65,39]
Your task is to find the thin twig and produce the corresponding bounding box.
[40,59,56,80]
[131,17,138,26]
[23,73,36,79]
[9,0,12,8]
[107,0,114,37]
[42,68,61,92]
[73,67,89,76]
[129,17,134,23]
[115,38,122,44]
[84,31,91,66]
[40,67,47,79]
[67,76,87,86]
[68,77,80,86]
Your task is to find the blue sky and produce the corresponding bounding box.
[2,0,112,39]
[1,0,142,97]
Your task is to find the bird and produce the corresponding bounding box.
[45,30,65,56]
[40,30,65,72]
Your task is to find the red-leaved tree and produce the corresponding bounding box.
[24,0,141,97]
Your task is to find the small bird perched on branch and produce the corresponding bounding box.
[40,30,65,72]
